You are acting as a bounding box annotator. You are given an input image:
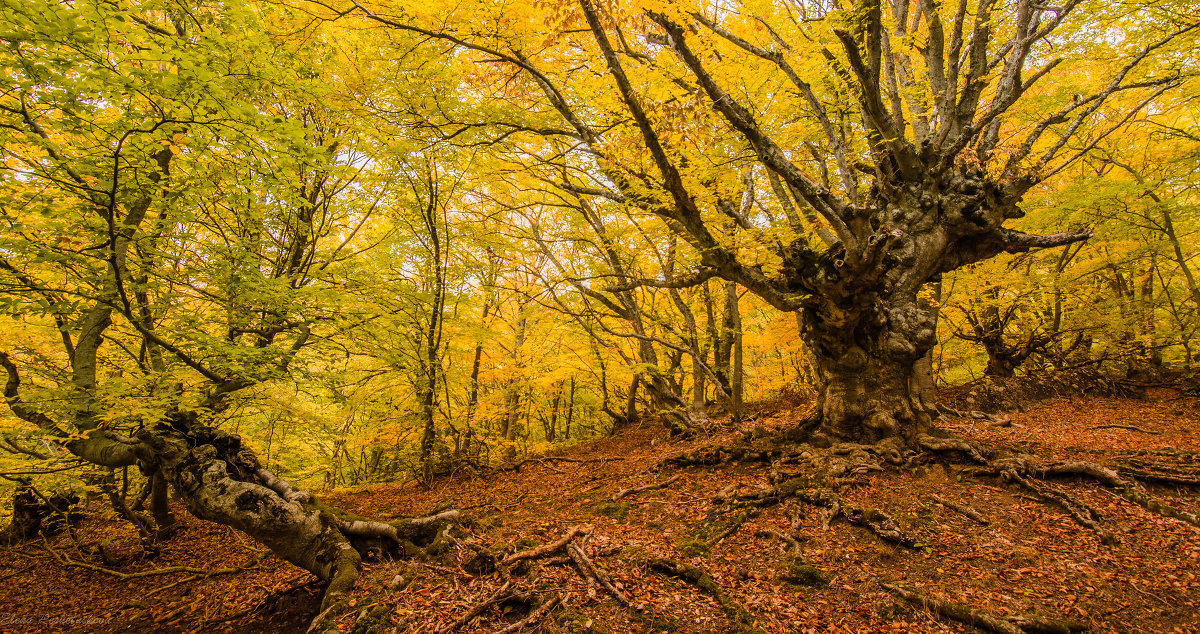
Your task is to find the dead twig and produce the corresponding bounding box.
[146,555,266,597]
[1128,580,1170,606]
[1088,424,1160,435]
[501,526,591,567]
[41,538,260,580]
[0,563,33,582]
[439,581,513,634]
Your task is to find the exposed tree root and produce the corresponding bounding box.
[727,477,918,548]
[929,495,989,525]
[1033,461,1200,529]
[663,418,1197,556]
[882,582,1088,634]
[754,527,803,553]
[996,465,1114,544]
[1117,456,1200,487]
[502,456,625,473]
[613,475,681,501]
[918,432,1200,534]
[937,404,1012,425]
[1005,615,1092,634]
[707,510,752,546]
[662,444,784,468]
[501,526,591,569]
[917,433,990,465]
[1087,424,1160,435]
[1116,469,1200,487]
[883,582,1022,634]
[648,558,764,633]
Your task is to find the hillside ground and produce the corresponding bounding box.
[1,389,1198,633]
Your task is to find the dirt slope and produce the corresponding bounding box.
[1,390,1198,633]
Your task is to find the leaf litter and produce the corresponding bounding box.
[0,389,1197,633]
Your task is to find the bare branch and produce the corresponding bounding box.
[603,268,719,293]
[0,352,66,435]
[939,227,1093,273]
[691,13,859,201]
[646,11,858,255]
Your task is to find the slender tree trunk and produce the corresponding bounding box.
[564,378,575,440]
[502,316,528,446]
[1139,254,1162,370]
[466,302,490,427]
[546,381,562,442]
[726,282,745,420]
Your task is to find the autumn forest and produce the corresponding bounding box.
[1,0,1199,631]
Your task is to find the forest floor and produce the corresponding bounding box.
[1,389,1198,633]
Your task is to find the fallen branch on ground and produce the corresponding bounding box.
[566,542,631,607]
[613,475,681,501]
[42,541,264,580]
[648,558,763,633]
[491,593,565,634]
[145,554,267,597]
[501,526,591,567]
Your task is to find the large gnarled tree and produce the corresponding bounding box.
[349,0,1197,446]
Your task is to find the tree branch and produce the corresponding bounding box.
[0,352,66,435]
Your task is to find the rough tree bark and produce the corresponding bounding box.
[4,351,459,612]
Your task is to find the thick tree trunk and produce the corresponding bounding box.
[126,418,458,611]
[984,353,1019,378]
[151,437,363,607]
[801,290,939,446]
